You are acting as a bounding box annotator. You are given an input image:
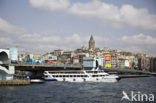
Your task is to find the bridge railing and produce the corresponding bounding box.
[12,62,82,68]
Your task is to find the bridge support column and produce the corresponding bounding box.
[6,66,15,80]
[8,66,15,74]
[0,66,15,80]
[0,72,14,80]
[0,49,15,80]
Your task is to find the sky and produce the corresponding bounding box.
[0,0,156,56]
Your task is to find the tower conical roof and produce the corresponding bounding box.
[90,35,93,40]
[88,35,95,50]
[89,35,95,42]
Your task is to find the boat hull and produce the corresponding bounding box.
[44,78,58,81]
[44,76,120,82]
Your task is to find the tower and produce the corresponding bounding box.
[89,35,95,50]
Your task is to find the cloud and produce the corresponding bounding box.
[69,0,156,30]
[0,18,25,35]
[0,18,110,53]
[29,0,70,11]
[29,0,156,30]
[94,36,110,47]
[0,18,89,53]
[122,33,156,45]
[120,5,156,30]
[0,17,156,55]
[0,37,14,48]
[121,33,156,55]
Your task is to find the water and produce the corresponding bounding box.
[0,77,156,103]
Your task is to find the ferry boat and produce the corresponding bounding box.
[44,70,120,82]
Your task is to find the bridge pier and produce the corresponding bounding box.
[0,65,15,80]
[0,70,14,80]
[0,49,16,80]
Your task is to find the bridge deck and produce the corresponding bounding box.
[1,62,151,74]
[13,62,82,71]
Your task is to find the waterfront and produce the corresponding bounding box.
[0,77,156,103]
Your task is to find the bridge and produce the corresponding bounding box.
[13,62,82,71]
[13,62,151,78]
[0,48,152,80]
[12,62,150,74]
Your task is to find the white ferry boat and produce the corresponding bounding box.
[44,70,120,82]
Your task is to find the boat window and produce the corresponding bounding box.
[93,75,99,77]
[56,75,58,77]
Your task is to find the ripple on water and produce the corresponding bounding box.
[0,77,156,103]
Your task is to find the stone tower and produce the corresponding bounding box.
[89,35,95,50]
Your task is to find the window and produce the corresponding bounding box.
[93,75,98,77]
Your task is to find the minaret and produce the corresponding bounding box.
[89,35,95,50]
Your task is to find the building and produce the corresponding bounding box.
[111,54,118,68]
[104,54,111,68]
[58,51,74,63]
[42,53,57,60]
[138,55,150,70]
[150,57,156,72]
[83,57,104,70]
[89,35,95,50]
[53,49,64,56]
[75,53,89,64]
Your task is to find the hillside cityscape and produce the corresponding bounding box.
[18,35,156,72]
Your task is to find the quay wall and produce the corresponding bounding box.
[0,80,30,86]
